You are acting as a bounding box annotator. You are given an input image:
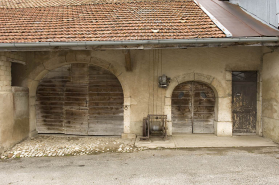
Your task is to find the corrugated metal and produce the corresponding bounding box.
[36,63,124,136]
[238,0,278,28]
[197,0,279,37]
[269,0,278,28]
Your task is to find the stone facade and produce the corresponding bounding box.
[2,45,279,153]
[16,47,262,138]
[0,55,29,154]
[0,56,12,92]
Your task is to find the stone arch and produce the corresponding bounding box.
[164,72,231,136]
[166,72,225,98]
[171,81,216,134]
[27,52,131,136]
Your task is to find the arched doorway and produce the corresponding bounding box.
[36,63,124,135]
[172,81,215,134]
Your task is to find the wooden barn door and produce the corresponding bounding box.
[64,64,89,135]
[36,63,123,136]
[88,65,124,135]
[232,72,257,133]
[172,81,215,134]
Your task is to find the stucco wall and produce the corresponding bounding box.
[262,47,279,143]
[0,55,29,154]
[18,47,262,137]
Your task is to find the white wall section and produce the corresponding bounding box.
[230,0,279,29]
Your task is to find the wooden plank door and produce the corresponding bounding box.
[192,82,215,133]
[232,72,257,133]
[36,63,124,136]
[88,65,124,135]
[64,63,89,135]
[172,81,215,134]
[36,65,71,133]
[172,82,193,133]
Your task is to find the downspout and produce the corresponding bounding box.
[0,37,278,48]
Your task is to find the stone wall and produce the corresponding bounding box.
[20,47,262,137]
[0,56,12,92]
[0,55,13,153]
[262,47,279,143]
[0,55,29,154]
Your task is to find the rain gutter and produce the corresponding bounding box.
[0,37,278,48]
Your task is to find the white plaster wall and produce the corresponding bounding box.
[23,47,262,137]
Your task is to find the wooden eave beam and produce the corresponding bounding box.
[124,50,132,71]
[7,58,26,65]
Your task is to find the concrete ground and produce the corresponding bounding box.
[1,147,279,185]
[135,134,278,148]
[1,134,277,159]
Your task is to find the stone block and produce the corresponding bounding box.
[211,78,225,97]
[165,79,179,97]
[4,71,11,76]
[121,133,137,139]
[164,105,172,120]
[165,97,171,106]
[0,56,7,62]
[225,71,232,81]
[0,92,14,149]
[176,72,194,84]
[43,57,67,70]
[0,66,6,71]
[3,81,11,86]
[216,121,232,136]
[5,75,11,81]
[29,105,37,132]
[225,80,232,96]
[5,62,11,67]
[28,64,46,80]
[195,73,214,84]
[166,121,172,135]
[263,117,279,143]
[65,52,77,63]
[75,51,91,63]
[90,56,111,69]
[217,97,232,122]
[1,86,12,91]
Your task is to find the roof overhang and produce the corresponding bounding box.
[196,0,279,37]
[0,37,278,51]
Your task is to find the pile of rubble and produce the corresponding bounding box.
[1,135,144,159]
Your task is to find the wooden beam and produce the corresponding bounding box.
[8,58,26,65]
[124,50,132,71]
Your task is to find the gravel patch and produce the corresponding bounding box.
[1,135,144,159]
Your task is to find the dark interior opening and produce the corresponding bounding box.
[11,62,25,86]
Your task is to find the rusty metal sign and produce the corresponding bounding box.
[172,81,215,134]
[232,71,257,133]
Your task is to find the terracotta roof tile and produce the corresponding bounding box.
[0,0,226,43]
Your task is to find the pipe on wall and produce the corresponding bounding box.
[0,37,278,49]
